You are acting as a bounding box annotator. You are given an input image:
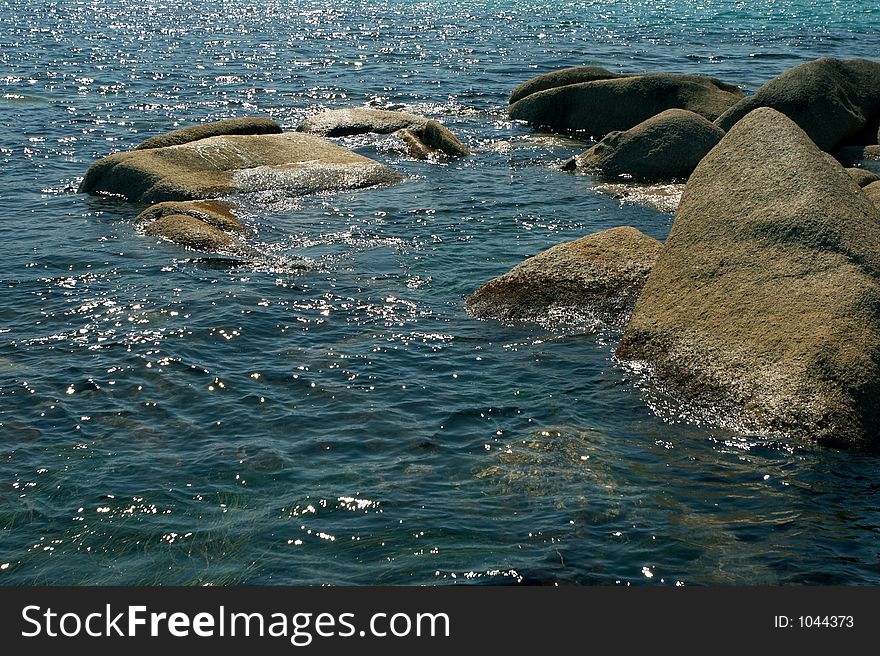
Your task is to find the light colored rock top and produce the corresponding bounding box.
[134,117,282,150]
[297,108,427,137]
[79,132,403,203]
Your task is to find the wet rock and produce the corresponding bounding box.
[297,108,426,137]
[79,132,403,203]
[508,72,742,137]
[465,226,662,327]
[617,108,880,449]
[396,120,470,159]
[509,66,628,104]
[136,199,245,233]
[715,57,880,151]
[575,109,725,182]
[134,117,282,150]
[144,214,235,252]
[846,168,880,188]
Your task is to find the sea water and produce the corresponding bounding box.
[1,0,879,585]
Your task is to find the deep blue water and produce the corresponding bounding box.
[1,0,879,585]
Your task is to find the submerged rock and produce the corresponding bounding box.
[575,109,725,182]
[79,132,403,203]
[617,108,880,449]
[846,167,880,188]
[396,120,471,159]
[509,66,628,104]
[716,57,880,151]
[508,72,742,137]
[297,108,426,137]
[136,199,245,233]
[134,117,282,150]
[465,226,662,327]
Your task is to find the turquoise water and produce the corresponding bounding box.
[1,0,879,585]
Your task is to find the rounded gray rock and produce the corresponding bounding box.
[715,57,880,151]
[576,109,725,182]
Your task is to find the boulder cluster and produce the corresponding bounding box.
[78,56,880,448]
[470,57,880,449]
[78,112,469,253]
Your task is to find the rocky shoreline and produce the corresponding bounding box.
[79,56,880,449]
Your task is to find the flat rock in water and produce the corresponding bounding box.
[297,108,426,137]
[134,117,282,150]
[575,109,725,181]
[465,226,662,327]
[509,66,629,104]
[716,57,880,151]
[617,108,880,449]
[79,132,403,203]
[508,72,742,137]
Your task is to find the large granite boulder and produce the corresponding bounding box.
[465,226,662,327]
[508,72,742,137]
[509,66,628,104]
[79,132,403,203]
[134,117,282,150]
[297,108,426,137]
[715,57,880,151]
[575,109,725,181]
[617,108,880,449]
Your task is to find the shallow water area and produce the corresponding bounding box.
[2,0,880,586]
